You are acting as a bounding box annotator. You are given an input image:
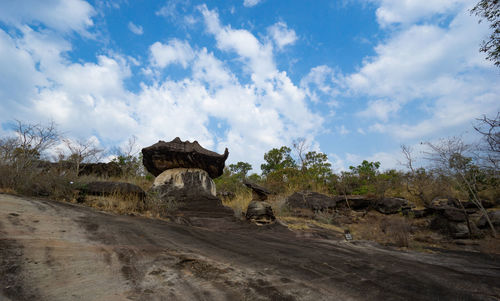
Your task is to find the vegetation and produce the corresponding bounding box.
[0,114,499,244]
[471,0,500,67]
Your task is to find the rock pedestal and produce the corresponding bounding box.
[142,138,234,224]
[153,168,216,197]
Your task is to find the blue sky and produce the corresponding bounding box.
[0,0,498,172]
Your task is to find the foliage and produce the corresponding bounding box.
[261,146,296,176]
[471,0,500,66]
[228,161,252,178]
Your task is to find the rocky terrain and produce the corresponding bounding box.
[1,193,500,301]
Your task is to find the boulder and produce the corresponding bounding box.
[152,168,216,197]
[243,180,271,201]
[246,201,275,224]
[374,197,410,214]
[286,191,337,211]
[82,181,145,199]
[430,216,473,239]
[335,195,375,210]
[477,210,500,229]
[142,137,228,178]
[411,209,432,218]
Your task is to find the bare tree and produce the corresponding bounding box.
[292,137,308,171]
[424,137,497,237]
[10,120,60,172]
[474,112,500,171]
[63,138,104,176]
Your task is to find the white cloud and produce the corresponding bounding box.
[267,22,297,50]
[199,5,276,85]
[150,39,195,68]
[128,22,143,35]
[300,65,341,103]
[358,99,400,121]
[0,0,95,34]
[338,125,350,135]
[345,3,498,140]
[243,0,262,7]
[373,0,468,27]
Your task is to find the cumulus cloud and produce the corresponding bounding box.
[0,0,95,34]
[0,2,323,171]
[267,22,297,50]
[128,22,143,35]
[373,0,468,27]
[150,39,195,68]
[345,3,498,139]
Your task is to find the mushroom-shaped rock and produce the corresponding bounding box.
[152,168,216,197]
[246,201,275,224]
[243,180,271,201]
[142,137,229,178]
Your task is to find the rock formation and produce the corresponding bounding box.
[243,180,271,201]
[142,138,233,223]
[142,137,229,178]
[151,168,216,197]
[243,180,275,224]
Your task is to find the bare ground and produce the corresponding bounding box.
[1,193,499,301]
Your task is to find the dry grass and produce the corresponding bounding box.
[221,189,252,218]
[83,191,144,215]
[279,216,344,233]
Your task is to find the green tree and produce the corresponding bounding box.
[348,160,381,195]
[228,161,252,178]
[471,0,500,66]
[261,146,296,176]
[303,151,332,180]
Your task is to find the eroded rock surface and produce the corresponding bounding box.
[286,191,337,212]
[2,194,500,301]
[142,137,229,178]
[0,194,500,301]
[153,168,216,197]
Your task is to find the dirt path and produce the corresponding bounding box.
[1,194,499,301]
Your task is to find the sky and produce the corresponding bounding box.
[0,0,498,173]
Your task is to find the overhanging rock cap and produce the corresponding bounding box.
[142,137,229,178]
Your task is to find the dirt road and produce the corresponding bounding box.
[1,194,499,300]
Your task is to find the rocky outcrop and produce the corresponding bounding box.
[81,181,145,199]
[477,210,500,229]
[429,206,479,239]
[152,168,216,197]
[243,180,271,201]
[335,195,375,210]
[374,198,411,215]
[142,137,229,178]
[286,191,337,211]
[245,201,275,224]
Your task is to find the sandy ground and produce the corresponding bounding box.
[1,193,500,301]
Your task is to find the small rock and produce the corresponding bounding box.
[246,201,275,224]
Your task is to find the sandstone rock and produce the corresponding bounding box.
[142,137,229,178]
[286,191,337,211]
[374,197,410,214]
[477,210,500,229]
[82,181,145,199]
[246,201,275,224]
[335,195,375,210]
[243,180,271,201]
[152,168,216,197]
